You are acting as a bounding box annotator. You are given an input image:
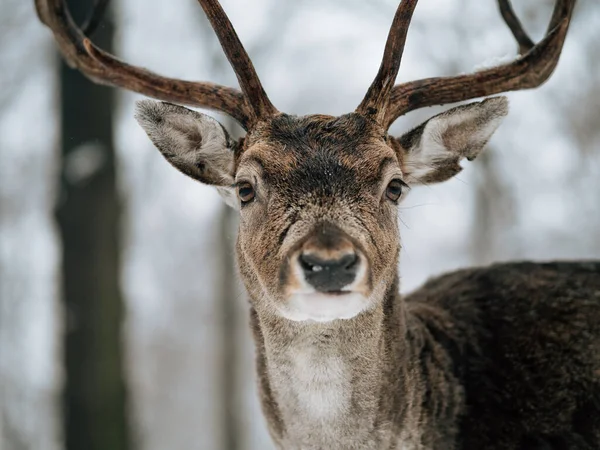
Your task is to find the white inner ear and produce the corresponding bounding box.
[407,121,451,181]
[403,98,508,183]
[424,109,506,156]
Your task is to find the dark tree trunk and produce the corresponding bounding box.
[56,1,130,449]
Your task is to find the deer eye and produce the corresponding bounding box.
[385,179,405,202]
[237,182,255,205]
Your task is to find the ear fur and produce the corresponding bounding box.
[396,97,509,185]
[135,100,236,188]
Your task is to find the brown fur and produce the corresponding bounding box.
[135,98,600,449]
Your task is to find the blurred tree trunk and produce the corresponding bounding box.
[56,1,130,449]
[197,7,245,443]
[470,149,518,265]
[217,200,241,450]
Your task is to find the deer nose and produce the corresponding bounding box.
[299,251,359,293]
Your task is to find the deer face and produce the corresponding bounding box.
[234,113,401,322]
[136,97,507,322]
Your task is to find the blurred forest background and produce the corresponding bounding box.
[0,0,599,449]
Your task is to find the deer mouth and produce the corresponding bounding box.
[275,222,373,322]
[279,291,370,323]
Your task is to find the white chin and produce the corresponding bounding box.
[279,292,369,323]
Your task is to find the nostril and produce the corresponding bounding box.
[299,254,323,273]
[339,253,358,271]
[299,253,357,273]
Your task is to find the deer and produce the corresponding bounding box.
[36,0,600,448]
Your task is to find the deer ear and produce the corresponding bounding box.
[395,97,508,185]
[135,100,238,205]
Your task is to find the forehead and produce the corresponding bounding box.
[239,113,398,184]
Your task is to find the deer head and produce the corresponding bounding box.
[36,0,575,322]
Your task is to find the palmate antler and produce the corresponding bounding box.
[359,0,576,129]
[34,0,277,130]
[37,0,575,132]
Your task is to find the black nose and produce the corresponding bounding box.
[299,252,359,293]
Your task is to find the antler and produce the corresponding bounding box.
[355,0,418,123]
[357,0,575,129]
[38,0,575,131]
[382,0,576,129]
[35,0,278,130]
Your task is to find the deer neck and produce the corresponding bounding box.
[249,278,425,449]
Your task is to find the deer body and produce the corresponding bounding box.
[253,261,600,449]
[37,0,600,448]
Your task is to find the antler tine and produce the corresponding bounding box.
[34,0,259,129]
[384,0,575,129]
[548,0,575,33]
[498,0,534,54]
[196,0,279,123]
[356,0,419,124]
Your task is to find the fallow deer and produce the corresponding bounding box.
[36,0,600,448]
